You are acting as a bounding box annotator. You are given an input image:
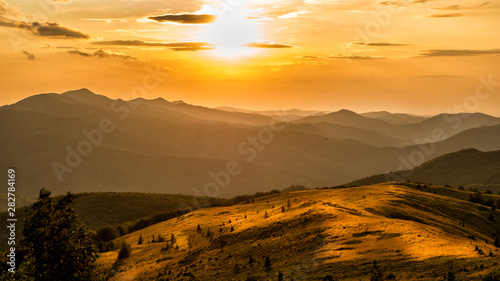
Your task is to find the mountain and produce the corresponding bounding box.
[2,89,500,199]
[96,183,500,280]
[350,149,500,193]
[295,109,500,143]
[361,111,427,124]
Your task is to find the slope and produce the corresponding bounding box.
[97,184,500,280]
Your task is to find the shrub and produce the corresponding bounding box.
[485,190,493,194]
[468,192,485,205]
[118,242,132,259]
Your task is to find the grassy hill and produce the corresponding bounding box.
[96,184,500,280]
[350,149,500,193]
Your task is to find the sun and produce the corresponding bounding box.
[202,6,260,59]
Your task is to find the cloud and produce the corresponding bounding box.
[0,1,89,39]
[148,13,215,24]
[329,54,385,59]
[418,49,500,57]
[296,55,320,59]
[427,13,464,18]
[412,75,465,78]
[19,22,90,38]
[432,2,490,10]
[22,50,36,61]
[355,42,411,47]
[378,0,434,6]
[67,48,136,60]
[244,42,293,49]
[92,40,214,51]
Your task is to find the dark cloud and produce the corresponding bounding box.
[329,54,385,59]
[418,49,500,57]
[17,22,90,38]
[428,13,464,18]
[22,50,36,61]
[92,40,214,51]
[355,42,411,47]
[67,48,136,60]
[148,14,215,24]
[244,42,293,49]
[432,2,490,10]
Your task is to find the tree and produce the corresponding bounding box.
[287,199,292,208]
[494,237,500,248]
[370,260,383,281]
[97,226,120,242]
[138,234,143,245]
[468,192,485,205]
[197,224,202,233]
[264,256,271,269]
[118,242,132,259]
[170,233,176,245]
[485,190,493,194]
[485,198,495,207]
[282,206,286,213]
[264,211,269,219]
[20,188,99,281]
[157,233,165,242]
[458,186,465,191]
[249,256,254,266]
[278,272,284,281]
[187,233,197,252]
[152,234,157,243]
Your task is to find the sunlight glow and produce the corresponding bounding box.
[202,6,260,59]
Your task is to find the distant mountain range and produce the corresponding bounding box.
[1,88,500,198]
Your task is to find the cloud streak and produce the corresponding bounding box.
[92,40,214,51]
[329,54,385,59]
[244,42,293,49]
[432,2,490,10]
[67,48,136,60]
[148,14,216,24]
[355,42,411,47]
[427,13,464,18]
[418,49,500,57]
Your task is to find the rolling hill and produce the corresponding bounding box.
[350,149,500,193]
[96,183,500,280]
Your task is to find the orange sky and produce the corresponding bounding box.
[1,0,500,115]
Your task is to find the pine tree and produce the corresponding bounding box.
[264,256,271,269]
[370,260,383,281]
[494,237,500,248]
[264,211,269,219]
[170,233,176,245]
[138,234,143,245]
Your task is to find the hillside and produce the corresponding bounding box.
[350,149,500,193]
[97,184,500,280]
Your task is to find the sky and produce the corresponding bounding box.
[1,0,500,115]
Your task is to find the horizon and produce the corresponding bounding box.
[3,87,499,118]
[1,0,500,115]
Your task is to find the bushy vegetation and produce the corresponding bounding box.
[118,242,132,260]
[0,189,101,281]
